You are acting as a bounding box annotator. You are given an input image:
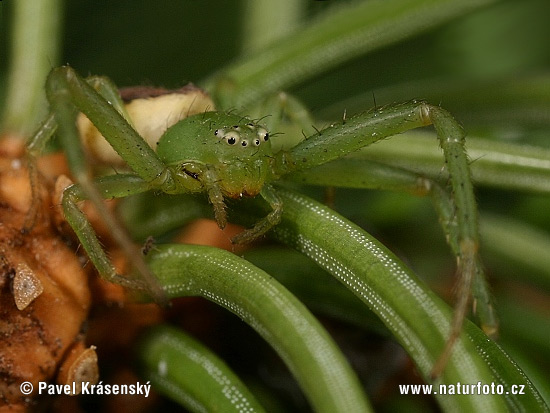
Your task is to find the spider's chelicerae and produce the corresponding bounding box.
[26,65,490,377]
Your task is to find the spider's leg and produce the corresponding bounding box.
[426,105,480,378]
[428,180,497,343]
[23,113,57,232]
[24,72,133,232]
[232,185,282,244]
[273,100,483,377]
[288,158,498,342]
[44,66,173,302]
[85,75,132,125]
[46,66,168,181]
[61,174,166,301]
[202,166,227,230]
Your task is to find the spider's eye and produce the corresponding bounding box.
[223,131,240,145]
[257,128,269,142]
[241,140,248,147]
[214,128,225,138]
[253,138,261,146]
[233,125,241,131]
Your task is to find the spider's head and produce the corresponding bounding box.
[158,112,273,197]
[213,122,270,152]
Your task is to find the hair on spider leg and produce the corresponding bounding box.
[468,153,486,166]
[311,124,322,136]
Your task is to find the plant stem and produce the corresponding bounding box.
[146,244,372,413]
[1,0,62,136]
[269,187,545,412]
[204,0,498,109]
[138,325,267,412]
[240,0,306,53]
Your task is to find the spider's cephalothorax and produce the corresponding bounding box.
[157,112,272,199]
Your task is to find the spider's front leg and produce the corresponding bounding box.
[274,100,483,377]
[31,66,176,302]
[24,74,133,233]
[199,163,282,244]
[231,185,283,244]
[60,175,154,289]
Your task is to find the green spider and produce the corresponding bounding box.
[26,65,485,376]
